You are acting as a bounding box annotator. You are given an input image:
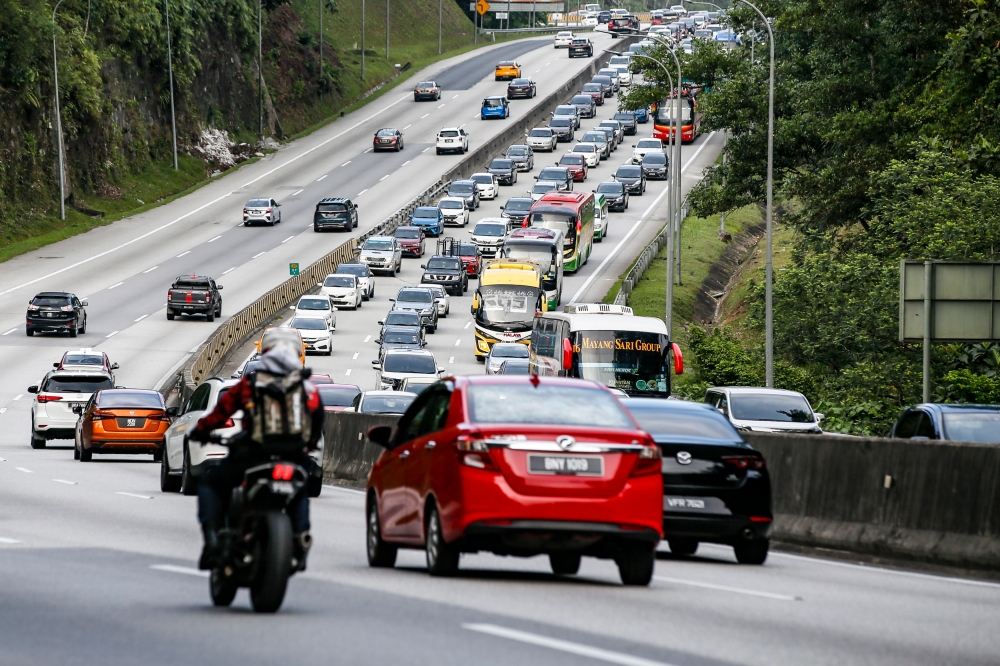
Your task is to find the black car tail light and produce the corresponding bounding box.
[721,455,766,470]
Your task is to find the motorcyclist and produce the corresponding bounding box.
[189,329,324,572]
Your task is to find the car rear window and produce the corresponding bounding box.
[62,354,104,366]
[499,360,531,375]
[573,144,595,153]
[637,139,662,148]
[490,159,513,169]
[324,276,355,287]
[628,405,742,441]
[97,391,164,409]
[551,118,571,127]
[572,96,593,105]
[397,289,433,303]
[439,130,459,137]
[417,81,436,88]
[376,129,397,137]
[583,133,606,143]
[529,129,552,137]
[43,375,115,393]
[474,223,506,236]
[291,317,328,330]
[246,199,269,207]
[385,311,420,325]
[427,257,461,270]
[491,345,529,358]
[484,98,504,107]
[395,228,421,237]
[31,296,72,307]
[507,146,528,155]
[467,384,634,428]
[298,298,330,310]
[439,200,464,210]
[730,393,814,422]
[382,354,436,374]
[583,84,602,91]
[174,279,211,289]
[413,208,439,218]
[317,203,348,212]
[336,263,368,276]
[384,331,421,344]
[318,386,361,406]
[361,394,416,414]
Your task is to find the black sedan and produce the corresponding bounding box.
[569,37,593,58]
[378,326,425,357]
[614,164,646,194]
[488,158,518,185]
[595,181,628,212]
[507,77,537,99]
[624,398,773,565]
[501,197,534,223]
[613,111,638,135]
[570,94,597,118]
[641,151,670,180]
[548,117,576,143]
[373,128,404,152]
[26,292,88,337]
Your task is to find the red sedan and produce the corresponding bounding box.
[394,226,426,258]
[558,153,588,182]
[457,242,482,278]
[365,376,663,585]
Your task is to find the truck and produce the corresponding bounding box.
[470,259,547,359]
[166,275,223,322]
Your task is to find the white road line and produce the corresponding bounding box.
[292,189,304,196]
[449,356,455,363]
[252,251,266,259]
[323,484,365,494]
[438,104,446,109]
[341,160,352,167]
[422,147,431,153]
[0,408,7,414]
[0,456,5,460]
[153,352,193,391]
[766,551,1000,590]
[282,235,295,244]
[357,189,369,196]
[142,265,159,273]
[115,491,152,500]
[379,175,389,181]
[421,113,430,119]
[403,124,412,130]
[13,394,22,400]
[364,148,373,153]
[452,94,460,99]
[53,479,77,485]
[106,331,119,338]
[345,369,352,376]
[463,624,678,666]
[222,267,236,275]
[653,576,799,601]
[352,352,359,360]
[316,174,328,181]
[177,250,190,257]
[107,281,124,290]
[207,235,222,243]
[464,321,472,329]
[1,328,16,335]
[15,467,33,474]
[0,537,22,544]
[363,335,372,342]
[134,314,148,322]
[401,160,411,166]
[569,131,718,304]
[150,564,209,578]
[454,339,461,346]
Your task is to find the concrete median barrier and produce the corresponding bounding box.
[322,412,399,485]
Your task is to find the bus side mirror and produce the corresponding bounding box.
[562,338,573,371]
[672,342,684,375]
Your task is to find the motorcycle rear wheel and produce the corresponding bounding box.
[249,511,293,613]
[210,568,238,607]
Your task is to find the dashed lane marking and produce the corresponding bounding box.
[106,331,119,338]
[464,321,472,329]
[151,564,208,578]
[15,467,33,473]
[403,124,412,130]
[421,113,430,119]
[207,235,222,243]
[108,281,124,290]
[282,236,295,244]
[449,356,454,363]
[463,624,678,666]
[401,160,410,167]
[53,479,77,485]
[13,394,22,401]
[653,576,800,601]
[358,189,369,196]
[134,314,148,322]
[345,369,352,376]
[252,251,266,259]
[177,251,190,258]
[352,352,359,360]
[363,335,371,342]
[222,267,236,275]
[341,160,352,167]
[142,266,158,273]
[115,492,153,500]
[293,189,304,196]
[379,175,389,181]
[0,537,22,544]
[1,328,16,335]
[317,174,328,181]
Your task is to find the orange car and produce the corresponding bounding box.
[74,389,170,462]
[494,60,521,81]
[254,327,306,366]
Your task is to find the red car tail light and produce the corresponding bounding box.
[147,412,167,422]
[629,444,661,477]
[266,208,272,214]
[721,455,766,470]
[92,410,116,421]
[223,417,235,428]
[455,435,498,471]
[37,394,63,403]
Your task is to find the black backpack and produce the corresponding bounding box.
[247,368,314,453]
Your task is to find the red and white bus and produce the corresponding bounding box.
[652,95,699,144]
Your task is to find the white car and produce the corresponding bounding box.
[346,390,418,414]
[582,15,598,26]
[530,181,558,201]
[334,262,375,300]
[526,127,557,152]
[554,31,574,47]
[289,316,334,356]
[485,342,530,374]
[294,295,337,330]
[161,377,325,497]
[425,284,450,317]
[438,196,469,226]
[243,197,282,226]
[28,370,114,449]
[398,376,439,394]
[633,138,666,164]
[471,172,500,200]
[436,127,470,155]
[613,65,633,86]
[373,349,442,391]
[471,218,509,257]
[572,142,601,167]
[359,236,402,275]
[319,274,362,309]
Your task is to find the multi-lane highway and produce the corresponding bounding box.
[1,32,998,666]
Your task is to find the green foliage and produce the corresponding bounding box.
[688,326,762,387]
[936,369,1000,404]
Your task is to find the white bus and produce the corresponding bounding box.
[529,303,683,396]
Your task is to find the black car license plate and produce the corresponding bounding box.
[116,417,146,429]
[528,454,603,476]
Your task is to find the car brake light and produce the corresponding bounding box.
[92,410,116,421]
[721,455,766,470]
[630,443,661,476]
[37,394,63,403]
[455,434,498,471]
[750,516,772,523]
[266,208,272,214]
[223,417,235,428]
[272,464,295,481]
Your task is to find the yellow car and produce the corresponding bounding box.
[494,60,521,81]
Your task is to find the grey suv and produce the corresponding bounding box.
[391,287,439,333]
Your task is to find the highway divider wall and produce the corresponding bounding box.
[319,411,1000,570]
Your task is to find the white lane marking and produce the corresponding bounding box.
[1,328,16,335]
[13,394,22,400]
[653,575,800,601]
[403,124,412,130]
[107,281,124,290]
[142,265,159,274]
[316,174,328,181]
[357,189,369,196]
[115,491,152,500]
[0,456,5,460]
[352,352,359,360]
[150,564,209,578]
[363,335,372,342]
[452,94,459,99]
[222,267,236,275]
[292,189,304,196]
[252,251,266,259]
[449,356,454,363]
[323,484,365,494]
[379,175,389,182]
[53,479,77,485]
[767,551,1000,590]
[438,103,446,109]
[464,321,472,329]
[421,113,430,119]
[0,537,22,544]
[106,331,119,338]
[364,148,373,153]
[177,250,190,258]
[454,339,461,346]
[535,69,541,73]
[0,408,7,414]
[401,160,411,167]
[422,147,431,153]
[207,235,222,243]
[134,314,148,322]
[282,235,295,244]
[463,624,678,666]
[345,369,352,376]
[15,467,33,473]
[569,131,718,304]
[341,160,352,167]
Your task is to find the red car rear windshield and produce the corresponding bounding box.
[467,384,633,428]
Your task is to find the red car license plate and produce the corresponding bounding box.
[527,454,603,476]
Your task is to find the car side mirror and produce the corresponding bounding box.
[421,340,427,347]
[420,264,426,269]
[389,298,396,303]
[166,406,179,417]
[72,405,83,414]
[437,366,445,375]
[53,362,59,367]
[81,300,89,307]
[815,413,825,422]
[371,361,381,368]
[377,320,384,325]
[367,425,393,448]
[111,363,120,370]
[217,285,223,290]
[28,385,38,393]
[317,283,323,287]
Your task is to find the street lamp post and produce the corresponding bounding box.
[319,0,324,100]
[164,0,178,170]
[385,0,389,60]
[362,0,366,80]
[438,0,442,54]
[258,0,263,142]
[51,0,66,221]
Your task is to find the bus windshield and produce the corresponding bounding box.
[572,330,670,395]
[501,244,554,277]
[477,286,538,329]
[656,101,693,125]
[529,211,575,249]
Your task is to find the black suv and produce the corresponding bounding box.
[26,292,88,337]
[314,197,359,232]
[421,255,468,296]
[166,275,223,321]
[377,310,426,342]
[488,158,518,185]
[569,37,593,58]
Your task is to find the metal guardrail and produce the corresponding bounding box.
[612,199,690,306]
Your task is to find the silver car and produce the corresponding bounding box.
[485,342,530,374]
[705,387,824,434]
[527,127,557,152]
[359,236,402,276]
[426,284,450,317]
[243,197,282,226]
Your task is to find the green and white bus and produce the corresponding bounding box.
[526,191,594,273]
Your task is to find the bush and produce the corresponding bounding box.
[936,369,1000,404]
[688,326,762,387]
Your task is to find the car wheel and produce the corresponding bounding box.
[734,539,769,565]
[79,316,86,334]
[79,441,93,462]
[436,148,442,155]
[668,538,698,556]
[616,542,655,586]
[425,503,459,577]
[26,329,33,337]
[549,552,581,575]
[69,320,78,338]
[30,424,46,450]
[166,310,175,320]
[180,444,198,496]
[367,493,397,568]
[206,311,215,323]
[160,444,181,492]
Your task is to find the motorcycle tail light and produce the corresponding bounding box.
[271,464,295,481]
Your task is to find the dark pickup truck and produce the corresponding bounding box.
[167,275,223,321]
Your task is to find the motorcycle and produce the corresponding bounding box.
[201,433,310,613]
